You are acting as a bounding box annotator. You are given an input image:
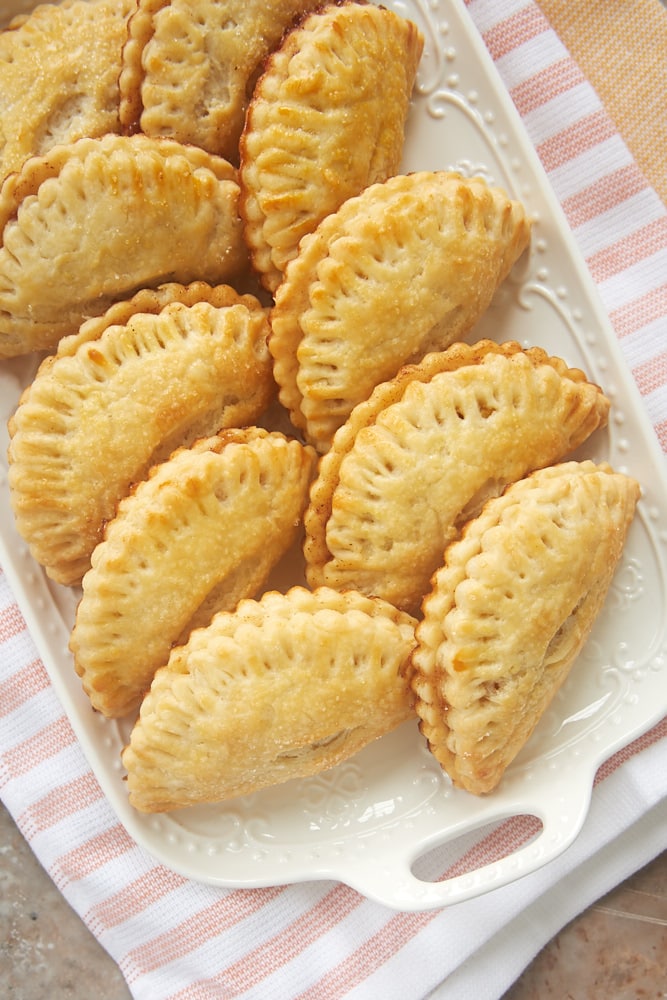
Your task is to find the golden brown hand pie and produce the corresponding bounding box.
[271,171,532,451]
[239,1,424,292]
[120,0,323,163]
[304,340,610,614]
[0,0,134,184]
[0,134,247,357]
[410,461,640,795]
[122,586,417,812]
[8,287,274,586]
[70,428,317,718]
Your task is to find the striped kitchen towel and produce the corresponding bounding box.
[1,1,666,998]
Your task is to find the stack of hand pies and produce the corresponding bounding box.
[2,0,640,813]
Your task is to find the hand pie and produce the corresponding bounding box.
[0,133,247,357]
[239,1,423,292]
[410,461,640,795]
[8,287,274,586]
[122,586,417,811]
[304,340,611,614]
[70,429,317,718]
[0,0,134,184]
[120,0,323,164]
[271,171,532,451]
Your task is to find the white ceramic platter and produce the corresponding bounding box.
[1,0,667,912]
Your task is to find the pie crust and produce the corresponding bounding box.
[410,461,640,794]
[122,586,417,811]
[8,287,274,585]
[71,429,317,718]
[271,171,531,451]
[304,340,611,613]
[239,0,423,292]
[0,0,134,184]
[0,134,247,357]
[119,0,322,163]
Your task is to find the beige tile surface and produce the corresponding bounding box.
[2,798,665,999]
[0,802,131,1000]
[502,850,667,1000]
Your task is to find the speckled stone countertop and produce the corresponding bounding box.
[1,799,665,999]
